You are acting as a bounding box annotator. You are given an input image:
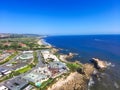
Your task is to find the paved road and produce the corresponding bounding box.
[36,50,45,67]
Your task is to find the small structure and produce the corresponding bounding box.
[5,50,15,54]
[0,53,10,60]
[3,42,11,46]
[35,82,41,87]
[19,43,27,47]
[3,70,12,75]
[24,72,48,83]
[0,73,3,77]
[23,73,39,82]
[18,51,33,60]
[0,68,12,76]
[3,77,29,90]
[41,50,59,62]
[48,61,67,76]
[0,85,9,90]
[23,85,33,90]
[23,66,51,83]
[22,51,33,54]
[49,61,66,70]
[19,53,33,60]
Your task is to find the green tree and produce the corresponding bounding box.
[11,42,19,50]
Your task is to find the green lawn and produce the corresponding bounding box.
[16,65,31,73]
[66,62,83,72]
[40,78,54,90]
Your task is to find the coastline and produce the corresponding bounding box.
[38,38,95,90]
[0,35,118,90]
[38,38,52,46]
[47,64,94,90]
[38,37,109,90]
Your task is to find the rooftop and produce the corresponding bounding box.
[3,77,29,90]
[0,85,9,90]
[49,61,66,69]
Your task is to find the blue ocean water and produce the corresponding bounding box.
[45,35,120,90]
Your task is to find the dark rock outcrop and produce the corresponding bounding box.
[90,58,107,70]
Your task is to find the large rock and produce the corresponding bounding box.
[90,58,107,70]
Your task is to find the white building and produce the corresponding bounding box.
[41,50,59,62]
[0,85,9,90]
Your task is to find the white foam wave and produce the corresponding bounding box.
[106,62,115,67]
[42,39,52,46]
[114,82,119,89]
[88,77,95,90]
[93,69,98,75]
[94,39,104,42]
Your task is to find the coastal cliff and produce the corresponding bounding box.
[47,64,94,90]
[47,48,108,90]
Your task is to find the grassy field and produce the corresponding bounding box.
[16,65,32,73]
[66,62,83,72]
[0,37,40,50]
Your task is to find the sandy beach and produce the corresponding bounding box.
[37,39,44,45]
[38,39,52,48]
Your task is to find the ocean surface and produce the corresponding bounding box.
[45,35,120,90]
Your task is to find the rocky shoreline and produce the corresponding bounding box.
[47,51,108,90]
[48,64,94,90]
[40,39,108,90]
[90,58,107,70]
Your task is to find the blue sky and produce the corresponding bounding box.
[0,0,120,35]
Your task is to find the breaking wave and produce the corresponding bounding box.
[88,77,95,90]
[105,61,115,67]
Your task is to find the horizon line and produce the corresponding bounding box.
[0,33,120,36]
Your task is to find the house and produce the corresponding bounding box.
[19,43,27,47]
[5,50,15,54]
[3,42,11,46]
[0,73,3,77]
[3,77,29,90]
[0,85,9,90]
[23,85,33,90]
[0,68,8,75]
[3,70,12,75]
[48,61,67,76]
[0,53,10,60]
